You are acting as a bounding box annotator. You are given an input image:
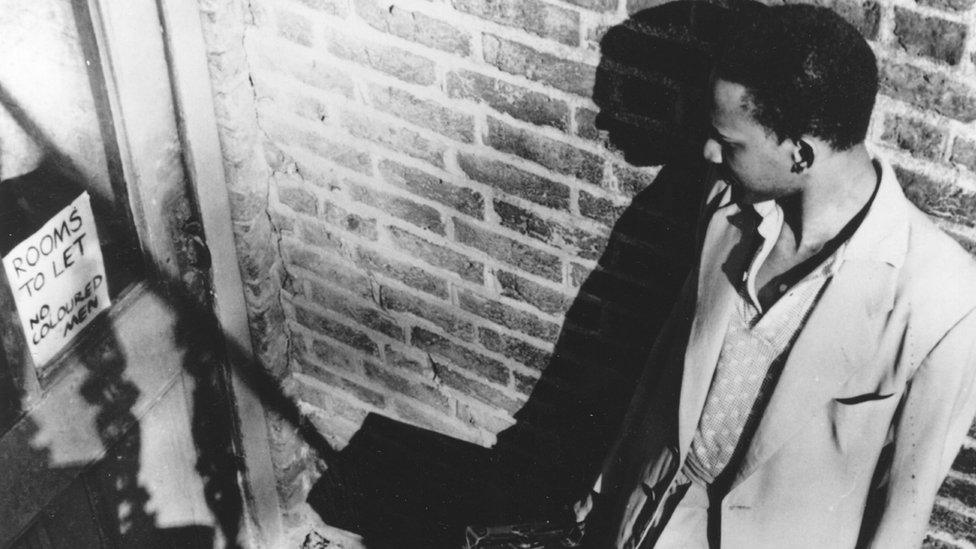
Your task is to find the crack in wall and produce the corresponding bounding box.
[240,0,296,379]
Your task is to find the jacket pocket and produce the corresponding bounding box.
[834,392,895,405]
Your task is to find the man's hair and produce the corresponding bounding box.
[714,5,878,151]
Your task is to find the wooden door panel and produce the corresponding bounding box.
[14,476,106,549]
[0,289,198,546]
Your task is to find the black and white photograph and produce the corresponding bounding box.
[1,0,976,547]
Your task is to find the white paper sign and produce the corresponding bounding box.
[2,192,110,366]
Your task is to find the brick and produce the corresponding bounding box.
[341,110,446,168]
[249,38,355,98]
[570,262,592,287]
[458,289,562,342]
[286,154,343,190]
[307,280,404,340]
[412,326,509,384]
[576,107,600,140]
[496,270,572,314]
[478,327,551,371]
[929,506,976,543]
[332,373,389,409]
[434,365,521,414]
[486,117,604,185]
[307,411,361,448]
[895,167,976,228]
[811,0,881,40]
[355,0,472,55]
[384,343,428,376]
[294,305,380,356]
[363,361,451,411]
[951,138,976,172]
[300,365,386,412]
[447,70,570,131]
[846,1,883,39]
[483,35,596,97]
[295,0,349,16]
[938,476,976,509]
[295,219,344,251]
[387,225,484,283]
[921,536,961,549]
[298,210,375,249]
[917,0,976,12]
[453,0,580,46]
[324,29,436,85]
[894,8,968,65]
[579,189,626,225]
[379,160,484,219]
[456,152,570,210]
[494,200,608,260]
[317,198,379,239]
[380,285,476,340]
[514,371,539,396]
[252,74,330,125]
[282,240,372,298]
[262,118,373,173]
[308,337,360,375]
[350,183,445,235]
[455,218,562,281]
[392,399,475,440]
[279,186,318,215]
[952,446,976,475]
[880,114,947,161]
[455,402,516,433]
[368,84,475,143]
[355,245,451,298]
[613,164,660,197]
[276,8,314,47]
[881,62,976,123]
[586,23,611,52]
[562,0,616,11]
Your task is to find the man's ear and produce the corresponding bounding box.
[789,138,815,173]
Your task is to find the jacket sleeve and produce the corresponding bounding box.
[865,308,976,548]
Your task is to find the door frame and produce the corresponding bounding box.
[0,0,280,545]
[154,0,282,545]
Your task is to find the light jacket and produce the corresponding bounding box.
[580,158,976,548]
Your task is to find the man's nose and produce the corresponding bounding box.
[703,138,723,165]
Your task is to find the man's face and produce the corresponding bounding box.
[702,79,798,204]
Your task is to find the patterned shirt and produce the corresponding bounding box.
[683,199,846,485]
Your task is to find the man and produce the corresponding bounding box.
[573,5,976,548]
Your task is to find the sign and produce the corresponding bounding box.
[2,192,110,366]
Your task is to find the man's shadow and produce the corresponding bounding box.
[307,2,757,546]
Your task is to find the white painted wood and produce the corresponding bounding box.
[0,288,190,545]
[157,0,283,545]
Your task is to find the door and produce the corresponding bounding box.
[0,0,277,546]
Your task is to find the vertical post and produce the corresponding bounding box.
[154,0,283,545]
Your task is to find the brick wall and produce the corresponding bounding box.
[198,0,976,545]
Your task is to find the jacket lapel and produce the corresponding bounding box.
[678,194,752,459]
[729,156,908,487]
[731,259,896,485]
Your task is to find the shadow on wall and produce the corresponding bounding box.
[307,2,755,547]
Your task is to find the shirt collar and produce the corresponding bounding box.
[710,152,909,270]
[839,153,909,269]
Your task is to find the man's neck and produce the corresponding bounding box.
[777,144,877,254]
